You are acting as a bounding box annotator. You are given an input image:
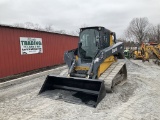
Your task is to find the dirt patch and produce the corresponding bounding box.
[1,60,160,120]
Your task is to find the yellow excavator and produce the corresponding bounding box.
[39,26,127,107]
[140,42,160,65]
[133,43,145,60]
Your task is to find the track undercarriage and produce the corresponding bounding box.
[99,60,127,92]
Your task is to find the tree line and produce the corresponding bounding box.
[4,18,160,45]
[124,17,160,44]
[13,22,79,36]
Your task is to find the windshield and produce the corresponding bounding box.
[79,29,99,59]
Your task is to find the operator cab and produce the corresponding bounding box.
[78,26,116,60]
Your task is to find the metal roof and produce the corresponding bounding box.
[0,24,78,37]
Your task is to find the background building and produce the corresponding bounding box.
[0,25,78,78]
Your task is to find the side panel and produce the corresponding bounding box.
[92,42,124,78]
[97,56,115,78]
[64,49,77,68]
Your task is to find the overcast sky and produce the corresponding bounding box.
[0,0,160,37]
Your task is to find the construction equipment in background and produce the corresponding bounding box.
[141,43,160,65]
[39,26,127,107]
[132,44,143,60]
[124,49,131,59]
[132,42,160,61]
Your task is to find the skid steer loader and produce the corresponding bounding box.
[39,26,127,107]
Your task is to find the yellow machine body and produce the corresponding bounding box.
[98,56,115,78]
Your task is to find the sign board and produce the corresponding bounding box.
[20,37,43,55]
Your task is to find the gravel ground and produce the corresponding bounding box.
[0,60,160,120]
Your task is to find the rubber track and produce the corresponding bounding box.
[99,60,126,92]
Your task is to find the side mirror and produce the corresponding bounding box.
[78,42,82,47]
[113,32,116,43]
[96,41,99,47]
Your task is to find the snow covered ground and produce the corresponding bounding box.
[0,60,160,120]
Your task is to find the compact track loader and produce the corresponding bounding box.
[39,26,127,107]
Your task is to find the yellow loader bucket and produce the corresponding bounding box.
[39,75,106,107]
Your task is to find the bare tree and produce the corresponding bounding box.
[69,30,79,36]
[124,29,136,42]
[147,24,156,42]
[126,17,149,44]
[13,22,44,31]
[34,23,43,30]
[13,23,25,28]
[147,24,160,43]
[75,29,80,35]
[57,30,66,34]
[156,24,160,43]
[24,22,34,29]
[45,24,54,32]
